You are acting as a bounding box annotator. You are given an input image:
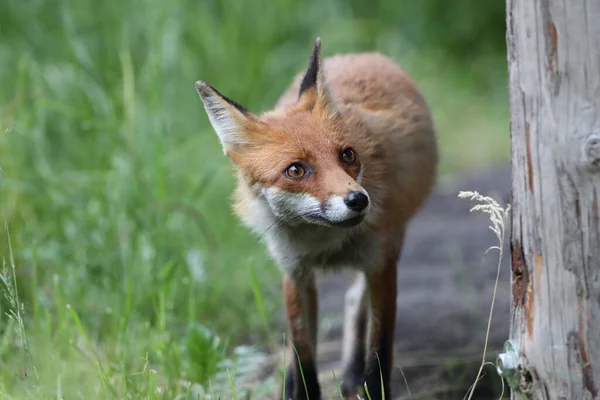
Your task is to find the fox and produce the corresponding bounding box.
[194,38,438,400]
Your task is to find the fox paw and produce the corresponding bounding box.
[340,374,366,399]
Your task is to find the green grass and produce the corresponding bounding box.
[0,0,510,398]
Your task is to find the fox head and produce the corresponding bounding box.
[195,38,370,228]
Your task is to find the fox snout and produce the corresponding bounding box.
[318,188,371,228]
[262,183,371,229]
[344,191,369,212]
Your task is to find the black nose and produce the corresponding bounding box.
[344,191,369,212]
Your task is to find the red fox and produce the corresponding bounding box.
[195,38,437,400]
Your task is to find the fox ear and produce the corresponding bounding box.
[195,81,256,154]
[297,37,339,119]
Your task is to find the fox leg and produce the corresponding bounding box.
[282,272,320,400]
[363,240,401,400]
[339,272,368,397]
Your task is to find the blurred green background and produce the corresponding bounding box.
[0,0,509,398]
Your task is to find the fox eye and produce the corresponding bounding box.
[341,147,356,164]
[284,163,306,180]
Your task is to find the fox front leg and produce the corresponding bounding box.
[339,273,368,398]
[282,273,321,400]
[363,242,401,399]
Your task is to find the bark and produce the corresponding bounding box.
[507,0,600,398]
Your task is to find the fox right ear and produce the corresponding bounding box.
[296,37,339,120]
[298,37,322,99]
[195,81,256,154]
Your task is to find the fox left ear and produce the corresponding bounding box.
[195,81,258,155]
[296,37,340,119]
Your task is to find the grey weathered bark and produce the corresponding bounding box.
[506,0,600,399]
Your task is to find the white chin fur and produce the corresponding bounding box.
[260,187,370,227]
[322,194,369,223]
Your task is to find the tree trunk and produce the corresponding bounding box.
[506,0,600,399]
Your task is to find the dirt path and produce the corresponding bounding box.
[252,165,512,399]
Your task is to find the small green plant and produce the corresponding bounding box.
[0,221,37,386]
[182,323,228,386]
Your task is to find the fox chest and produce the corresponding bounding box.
[264,230,383,282]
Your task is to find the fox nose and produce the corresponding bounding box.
[344,191,369,212]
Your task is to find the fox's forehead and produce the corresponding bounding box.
[260,112,349,149]
[250,131,342,168]
[234,114,355,186]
